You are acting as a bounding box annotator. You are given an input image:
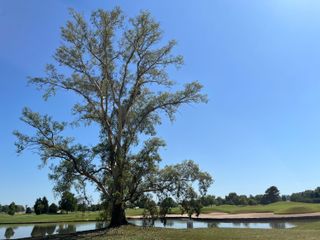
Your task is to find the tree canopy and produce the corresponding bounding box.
[14,7,212,227]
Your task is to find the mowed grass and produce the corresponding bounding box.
[128,201,320,215]
[1,202,320,224]
[80,225,320,240]
[199,201,320,214]
[0,212,100,224]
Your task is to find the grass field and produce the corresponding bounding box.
[1,202,320,224]
[199,201,320,214]
[79,225,320,240]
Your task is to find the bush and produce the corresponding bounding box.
[26,207,32,214]
[49,203,58,214]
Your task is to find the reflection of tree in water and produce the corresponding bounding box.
[95,222,106,229]
[187,220,193,229]
[243,222,250,227]
[269,221,286,229]
[4,227,15,239]
[160,218,174,227]
[207,222,219,228]
[46,225,56,235]
[142,219,154,227]
[31,225,57,237]
[232,222,241,227]
[56,224,76,234]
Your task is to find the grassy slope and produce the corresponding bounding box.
[199,201,320,214]
[82,226,320,240]
[1,202,320,224]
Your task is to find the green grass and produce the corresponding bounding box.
[79,225,320,240]
[200,201,320,214]
[0,212,100,224]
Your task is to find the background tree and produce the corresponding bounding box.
[159,197,177,219]
[225,192,240,205]
[261,186,280,204]
[200,195,216,207]
[7,202,16,216]
[180,188,202,219]
[215,197,224,206]
[34,198,45,215]
[59,191,77,213]
[49,203,59,214]
[142,197,158,223]
[14,8,212,227]
[25,207,33,214]
[42,197,49,214]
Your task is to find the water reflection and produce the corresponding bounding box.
[128,219,297,229]
[4,227,15,239]
[0,219,298,239]
[31,225,56,237]
[56,224,76,234]
[269,222,286,229]
[0,222,105,239]
[207,222,218,228]
[186,220,193,229]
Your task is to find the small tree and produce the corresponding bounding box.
[34,198,45,215]
[26,207,32,214]
[142,198,158,225]
[42,197,49,213]
[7,202,16,216]
[180,188,202,219]
[59,191,77,213]
[262,186,280,204]
[49,203,59,214]
[159,197,177,219]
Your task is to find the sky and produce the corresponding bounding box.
[2,0,320,206]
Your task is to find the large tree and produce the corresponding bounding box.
[14,8,212,227]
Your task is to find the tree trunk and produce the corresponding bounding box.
[109,202,128,228]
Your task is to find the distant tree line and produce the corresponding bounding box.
[0,202,25,215]
[290,187,320,203]
[31,191,104,215]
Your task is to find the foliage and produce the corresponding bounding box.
[49,203,59,214]
[59,191,77,213]
[179,188,202,218]
[25,207,33,214]
[290,187,320,203]
[159,197,177,218]
[7,202,16,216]
[142,198,158,221]
[42,197,49,213]
[34,197,48,215]
[200,195,216,206]
[14,7,212,227]
[261,186,281,205]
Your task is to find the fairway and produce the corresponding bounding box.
[199,201,320,214]
[69,225,320,240]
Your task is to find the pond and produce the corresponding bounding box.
[0,222,106,239]
[128,218,297,229]
[0,219,300,239]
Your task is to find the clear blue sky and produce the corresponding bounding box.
[2,0,320,206]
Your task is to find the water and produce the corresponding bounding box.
[0,222,105,239]
[0,219,298,239]
[128,218,296,229]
